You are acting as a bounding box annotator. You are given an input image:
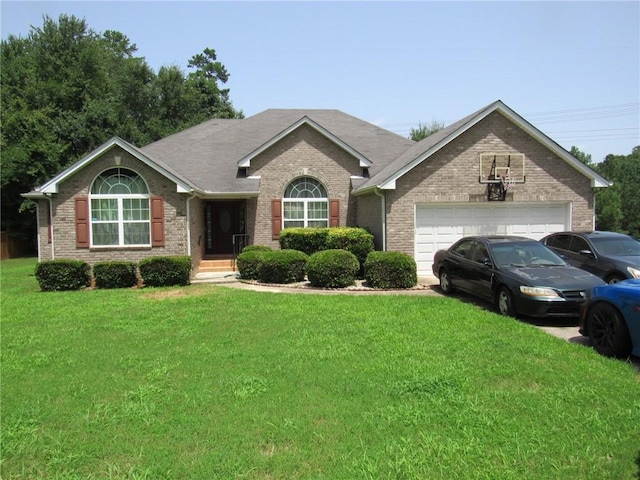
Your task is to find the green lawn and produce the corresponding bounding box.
[1,258,639,479]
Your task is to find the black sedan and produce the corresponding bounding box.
[540,231,640,284]
[432,236,605,318]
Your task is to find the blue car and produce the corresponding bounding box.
[580,279,640,358]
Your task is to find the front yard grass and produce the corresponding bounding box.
[1,258,639,479]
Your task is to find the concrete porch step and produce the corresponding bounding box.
[198,258,237,273]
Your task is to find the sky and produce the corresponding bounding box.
[1,1,639,163]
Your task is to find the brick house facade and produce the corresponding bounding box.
[25,101,609,276]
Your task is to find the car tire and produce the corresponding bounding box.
[496,287,516,317]
[439,268,454,294]
[606,274,626,284]
[587,302,632,358]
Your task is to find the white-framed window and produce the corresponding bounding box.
[283,177,328,228]
[89,168,151,246]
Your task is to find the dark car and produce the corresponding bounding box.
[432,236,605,318]
[580,279,640,358]
[540,231,640,284]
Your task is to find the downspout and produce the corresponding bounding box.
[373,189,386,251]
[44,195,54,261]
[185,192,196,257]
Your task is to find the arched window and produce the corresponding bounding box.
[89,168,151,246]
[283,177,328,228]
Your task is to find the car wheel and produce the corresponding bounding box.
[439,268,454,294]
[606,274,625,284]
[587,302,632,357]
[496,287,516,317]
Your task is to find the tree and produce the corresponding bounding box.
[409,120,444,142]
[1,14,242,248]
[595,146,640,237]
[570,146,594,168]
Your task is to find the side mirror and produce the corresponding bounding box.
[483,258,493,267]
[578,249,595,258]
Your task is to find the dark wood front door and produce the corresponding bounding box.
[204,201,245,255]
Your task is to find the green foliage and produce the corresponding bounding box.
[306,249,359,288]
[138,256,191,287]
[364,251,418,289]
[409,120,445,142]
[236,250,268,280]
[259,249,308,284]
[241,244,273,253]
[1,14,242,245]
[92,261,138,289]
[279,228,329,255]
[279,227,374,276]
[595,146,640,237]
[325,227,374,276]
[34,259,91,291]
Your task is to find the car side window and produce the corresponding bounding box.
[451,239,474,258]
[570,236,590,253]
[550,234,572,251]
[470,243,490,263]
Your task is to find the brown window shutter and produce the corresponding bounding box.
[329,199,340,227]
[272,199,282,239]
[151,196,165,247]
[75,197,90,248]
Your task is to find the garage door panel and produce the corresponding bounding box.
[415,203,570,276]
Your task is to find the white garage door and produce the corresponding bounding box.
[415,203,570,276]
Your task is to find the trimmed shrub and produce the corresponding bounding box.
[306,249,359,288]
[35,259,91,291]
[237,249,269,280]
[279,228,329,255]
[242,245,273,253]
[139,256,191,287]
[259,249,308,284]
[364,251,417,289]
[325,227,374,276]
[93,261,138,289]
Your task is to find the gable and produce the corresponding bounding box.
[354,100,610,193]
[24,137,194,198]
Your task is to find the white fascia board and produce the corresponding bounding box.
[39,137,195,194]
[237,117,372,168]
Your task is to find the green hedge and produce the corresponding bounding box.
[139,256,191,287]
[93,261,138,289]
[364,251,417,289]
[279,227,374,276]
[325,227,374,276]
[237,250,269,280]
[242,245,273,253]
[306,249,359,288]
[34,260,91,291]
[259,249,308,284]
[279,228,329,255]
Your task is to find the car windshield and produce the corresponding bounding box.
[489,242,566,267]
[589,236,640,257]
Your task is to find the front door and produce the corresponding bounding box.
[204,201,245,255]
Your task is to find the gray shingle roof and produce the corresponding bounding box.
[140,109,415,194]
